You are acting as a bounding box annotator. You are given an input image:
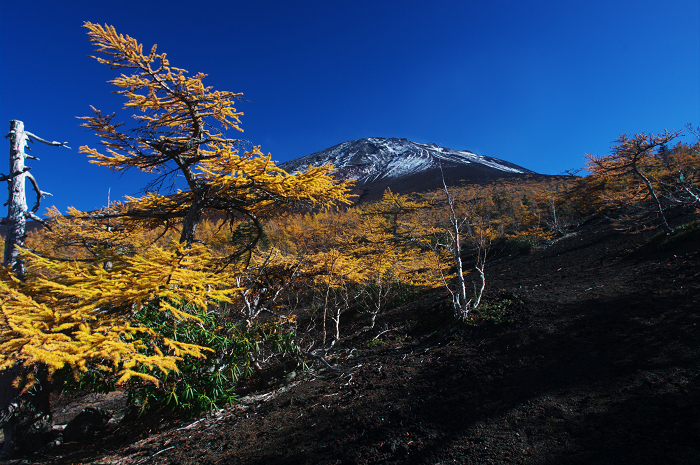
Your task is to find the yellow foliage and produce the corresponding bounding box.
[0,242,236,390]
[82,22,244,139]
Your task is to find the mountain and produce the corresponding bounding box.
[280,137,536,201]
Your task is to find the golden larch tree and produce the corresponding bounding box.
[586,130,682,233]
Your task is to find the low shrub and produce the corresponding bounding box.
[495,234,546,256]
[124,303,301,418]
[658,219,700,247]
[466,296,517,325]
[61,303,301,419]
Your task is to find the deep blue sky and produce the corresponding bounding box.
[1,0,698,214]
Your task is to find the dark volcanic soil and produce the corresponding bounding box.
[24,216,700,464]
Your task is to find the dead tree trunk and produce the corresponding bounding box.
[441,171,470,319]
[3,120,30,279]
[2,120,61,278]
[0,365,57,458]
[0,120,66,459]
[436,166,497,321]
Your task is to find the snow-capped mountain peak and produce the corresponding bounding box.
[280,137,535,201]
[282,137,532,180]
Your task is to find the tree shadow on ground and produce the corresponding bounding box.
[396,288,700,465]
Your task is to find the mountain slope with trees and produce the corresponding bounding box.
[30,207,700,465]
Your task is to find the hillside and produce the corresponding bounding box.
[31,213,700,465]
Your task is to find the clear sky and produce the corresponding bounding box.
[1,0,698,214]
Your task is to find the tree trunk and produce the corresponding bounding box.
[632,162,674,234]
[452,220,470,319]
[179,195,207,246]
[441,173,470,320]
[4,120,29,279]
[0,365,56,459]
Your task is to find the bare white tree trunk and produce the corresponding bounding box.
[364,273,387,330]
[2,120,64,279]
[3,121,30,278]
[470,233,488,310]
[441,173,470,319]
[632,160,673,234]
[434,167,498,321]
